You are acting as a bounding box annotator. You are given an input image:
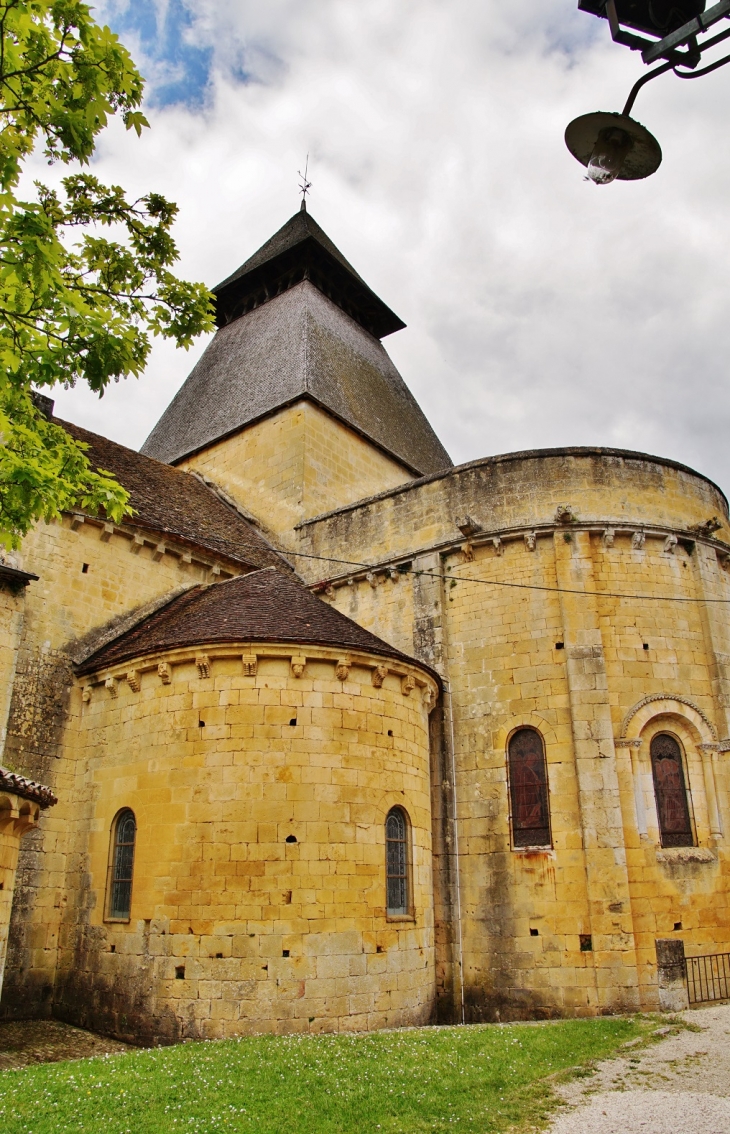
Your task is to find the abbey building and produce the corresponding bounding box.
[0,205,728,1042]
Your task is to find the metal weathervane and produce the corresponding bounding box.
[298,155,312,209]
[567,1,730,183]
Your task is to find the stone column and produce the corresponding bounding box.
[617,739,648,840]
[0,792,41,998]
[554,530,641,1012]
[412,552,462,1022]
[690,544,730,838]
[698,744,723,842]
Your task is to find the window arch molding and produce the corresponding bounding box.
[506,726,552,849]
[105,808,136,922]
[385,805,413,919]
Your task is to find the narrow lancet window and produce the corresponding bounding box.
[508,728,551,848]
[108,809,136,920]
[651,733,694,847]
[386,808,409,916]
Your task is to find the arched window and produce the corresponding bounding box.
[508,728,551,848]
[386,808,410,916]
[107,809,136,920]
[650,733,694,847]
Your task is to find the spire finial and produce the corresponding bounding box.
[298,154,312,211]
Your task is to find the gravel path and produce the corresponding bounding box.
[0,1018,131,1071]
[550,1003,730,1134]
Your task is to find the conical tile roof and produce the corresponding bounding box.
[77,567,438,681]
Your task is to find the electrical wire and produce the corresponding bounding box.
[281,547,730,605]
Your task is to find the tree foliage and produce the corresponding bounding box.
[0,0,215,548]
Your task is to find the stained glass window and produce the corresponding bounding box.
[651,733,694,848]
[109,809,136,919]
[508,728,551,848]
[386,808,409,916]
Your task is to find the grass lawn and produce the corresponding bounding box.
[0,1015,656,1134]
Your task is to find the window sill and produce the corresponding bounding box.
[656,846,715,864]
[104,916,131,924]
[512,845,554,855]
[386,913,416,923]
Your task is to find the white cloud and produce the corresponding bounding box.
[51,0,730,498]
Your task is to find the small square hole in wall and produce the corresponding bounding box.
[529,928,539,937]
[555,642,564,650]
[674,921,682,931]
[282,949,290,957]
[109,944,115,953]
[198,720,205,728]
[215,952,223,959]
[81,563,89,574]
[289,718,297,726]
[579,934,593,952]
[643,643,650,651]
[285,834,297,844]
[388,729,393,737]
[175,966,185,980]
[376,945,384,954]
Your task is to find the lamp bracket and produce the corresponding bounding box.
[584,0,730,67]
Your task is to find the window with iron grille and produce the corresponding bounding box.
[650,733,694,847]
[107,809,136,920]
[386,808,409,916]
[508,728,552,848]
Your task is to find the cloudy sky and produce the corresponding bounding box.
[48,1,730,492]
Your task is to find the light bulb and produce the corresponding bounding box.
[586,127,634,185]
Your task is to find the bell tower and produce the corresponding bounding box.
[141,205,451,541]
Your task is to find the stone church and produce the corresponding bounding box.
[0,204,728,1043]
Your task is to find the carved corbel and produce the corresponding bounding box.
[401,674,416,696]
[126,670,141,693]
[152,542,166,562]
[461,542,474,563]
[158,662,172,685]
[422,684,437,711]
[372,665,388,688]
[602,527,615,548]
[130,533,145,554]
[335,658,350,681]
[632,531,645,550]
[196,654,211,679]
[524,532,537,552]
[492,537,503,556]
[290,655,306,678]
[664,535,678,554]
[82,686,92,703]
[100,522,114,543]
[105,676,118,697]
[242,654,257,677]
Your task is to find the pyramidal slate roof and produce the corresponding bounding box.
[77,567,438,680]
[141,209,452,477]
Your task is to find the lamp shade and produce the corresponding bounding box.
[578,0,705,35]
[565,112,662,180]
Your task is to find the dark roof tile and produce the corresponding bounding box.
[59,419,284,571]
[78,567,438,682]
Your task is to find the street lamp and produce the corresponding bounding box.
[567,0,730,182]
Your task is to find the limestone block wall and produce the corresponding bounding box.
[53,645,438,1043]
[0,793,42,997]
[298,449,730,1019]
[179,400,414,543]
[0,586,25,757]
[0,515,245,1020]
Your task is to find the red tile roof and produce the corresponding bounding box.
[0,767,57,808]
